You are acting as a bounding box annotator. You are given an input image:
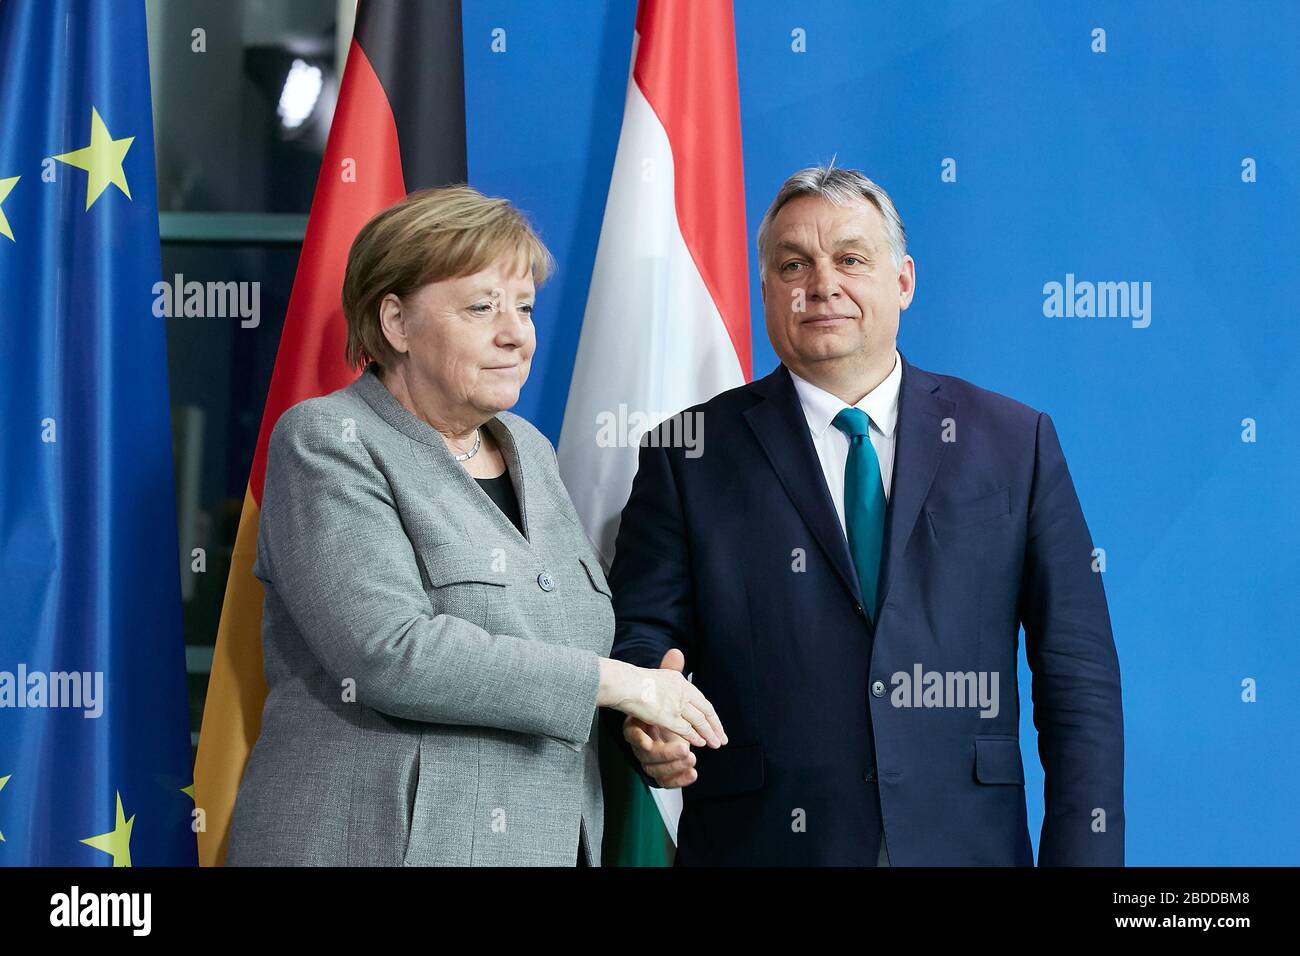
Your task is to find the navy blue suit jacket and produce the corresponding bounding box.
[607,352,1124,866]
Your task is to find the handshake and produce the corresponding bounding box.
[596,648,726,788]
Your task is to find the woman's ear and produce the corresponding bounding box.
[378,292,407,357]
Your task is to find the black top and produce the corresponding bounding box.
[475,468,524,535]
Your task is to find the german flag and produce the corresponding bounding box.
[193,0,467,866]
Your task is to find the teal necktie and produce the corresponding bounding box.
[832,408,887,621]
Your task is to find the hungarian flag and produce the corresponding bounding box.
[192,0,467,866]
[559,0,752,859]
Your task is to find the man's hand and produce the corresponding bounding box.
[622,648,718,787]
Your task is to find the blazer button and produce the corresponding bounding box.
[870,680,886,698]
[863,767,878,783]
[537,571,555,592]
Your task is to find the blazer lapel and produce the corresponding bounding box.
[743,365,863,608]
[483,415,531,543]
[874,351,954,616]
[349,363,533,546]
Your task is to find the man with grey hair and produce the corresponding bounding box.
[608,164,1124,866]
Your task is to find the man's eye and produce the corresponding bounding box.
[842,256,864,266]
[781,261,804,272]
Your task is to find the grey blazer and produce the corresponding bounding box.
[226,363,615,866]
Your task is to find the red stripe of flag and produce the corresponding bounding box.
[248,39,406,504]
[633,0,752,381]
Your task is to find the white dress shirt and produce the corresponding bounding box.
[788,349,902,538]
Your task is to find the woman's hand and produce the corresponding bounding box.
[597,656,727,748]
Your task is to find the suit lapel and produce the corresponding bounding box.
[874,352,954,616]
[743,365,863,608]
[741,353,955,622]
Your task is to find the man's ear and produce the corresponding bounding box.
[898,256,916,311]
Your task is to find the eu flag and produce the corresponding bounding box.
[0,0,196,865]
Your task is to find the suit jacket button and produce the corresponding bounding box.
[870,680,886,698]
[864,767,878,783]
[855,604,865,616]
[537,571,555,591]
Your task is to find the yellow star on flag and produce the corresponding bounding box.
[0,177,18,241]
[52,108,134,211]
[80,790,135,867]
[0,774,10,842]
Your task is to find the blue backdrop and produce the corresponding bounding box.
[461,0,1300,865]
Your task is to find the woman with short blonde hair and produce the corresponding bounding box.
[227,185,726,867]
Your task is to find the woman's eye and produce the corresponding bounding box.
[468,303,493,314]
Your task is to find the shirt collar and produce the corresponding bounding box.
[789,348,902,440]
